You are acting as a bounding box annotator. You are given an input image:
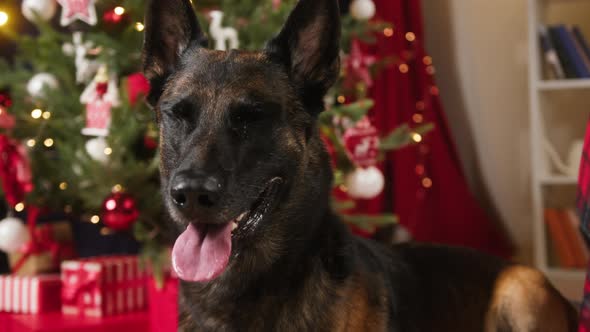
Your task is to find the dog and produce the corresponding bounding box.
[142,0,579,330]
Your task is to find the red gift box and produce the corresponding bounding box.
[148,274,178,332]
[61,256,147,317]
[0,274,61,314]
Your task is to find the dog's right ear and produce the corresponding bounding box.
[142,0,207,106]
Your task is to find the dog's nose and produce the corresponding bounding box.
[170,171,222,209]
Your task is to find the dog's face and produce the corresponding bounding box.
[143,0,340,283]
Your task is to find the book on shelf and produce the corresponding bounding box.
[571,27,590,75]
[547,25,579,79]
[572,26,590,71]
[539,25,565,79]
[565,209,590,262]
[545,208,576,268]
[551,25,590,79]
[544,208,588,269]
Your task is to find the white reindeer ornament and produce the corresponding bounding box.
[209,10,239,51]
[62,32,101,83]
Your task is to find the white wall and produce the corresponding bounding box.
[422,0,532,262]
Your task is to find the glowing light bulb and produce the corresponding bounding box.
[104,147,113,155]
[15,202,25,212]
[412,114,424,123]
[59,182,68,190]
[383,28,393,37]
[399,64,409,73]
[135,22,145,32]
[26,139,36,147]
[31,109,43,119]
[90,215,100,224]
[114,6,125,15]
[412,133,423,143]
[405,32,416,42]
[44,138,54,147]
[0,11,8,27]
[42,111,51,119]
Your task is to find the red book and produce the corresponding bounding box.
[545,208,577,268]
[565,209,590,264]
[558,209,587,268]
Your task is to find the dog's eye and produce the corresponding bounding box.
[173,102,196,121]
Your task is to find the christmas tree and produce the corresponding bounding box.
[0,0,431,279]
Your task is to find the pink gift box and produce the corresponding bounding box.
[61,256,147,317]
[0,274,62,314]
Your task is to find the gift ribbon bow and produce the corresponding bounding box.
[11,208,73,273]
[62,266,100,305]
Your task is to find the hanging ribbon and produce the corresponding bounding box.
[0,135,33,208]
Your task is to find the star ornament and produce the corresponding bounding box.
[344,40,377,88]
[57,0,97,26]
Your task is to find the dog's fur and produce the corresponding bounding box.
[142,0,579,331]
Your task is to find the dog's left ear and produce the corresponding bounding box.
[142,0,207,106]
[265,0,341,112]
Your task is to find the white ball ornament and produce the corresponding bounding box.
[22,0,57,22]
[350,0,376,21]
[345,166,385,199]
[85,137,109,164]
[0,217,30,253]
[27,73,59,99]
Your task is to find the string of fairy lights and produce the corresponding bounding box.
[0,3,143,222]
[0,3,440,211]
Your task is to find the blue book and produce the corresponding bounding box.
[539,25,565,79]
[553,25,590,78]
[548,26,578,78]
[572,26,590,64]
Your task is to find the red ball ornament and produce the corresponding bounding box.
[101,192,139,231]
[143,135,158,150]
[102,8,127,25]
[0,91,12,108]
[126,73,150,106]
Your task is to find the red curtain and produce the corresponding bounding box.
[360,0,513,258]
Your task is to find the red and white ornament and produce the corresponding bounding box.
[343,116,380,168]
[0,217,30,253]
[345,166,385,200]
[56,0,97,26]
[343,40,377,89]
[80,65,120,137]
[101,192,140,231]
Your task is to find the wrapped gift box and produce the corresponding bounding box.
[0,274,62,314]
[9,221,76,276]
[148,274,178,332]
[61,256,147,317]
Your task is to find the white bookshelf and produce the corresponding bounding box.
[528,0,589,300]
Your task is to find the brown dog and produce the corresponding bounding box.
[142,0,579,330]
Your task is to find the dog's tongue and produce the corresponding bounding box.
[172,223,232,282]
